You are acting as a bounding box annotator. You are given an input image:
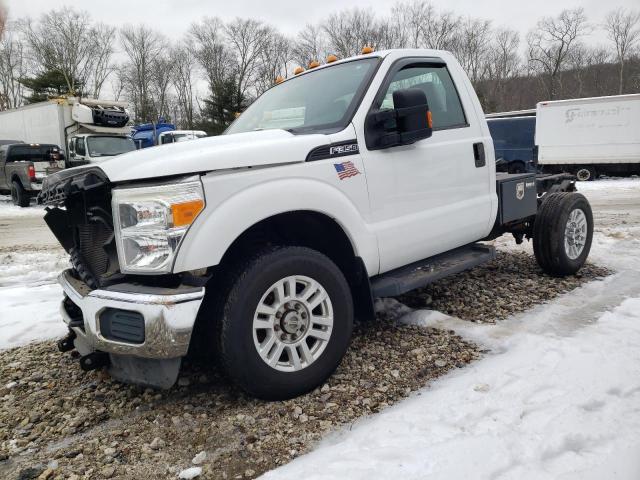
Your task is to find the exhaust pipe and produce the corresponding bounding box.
[79,352,110,371]
[57,330,77,353]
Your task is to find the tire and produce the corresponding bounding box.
[533,192,593,276]
[214,246,353,400]
[11,180,30,207]
[575,166,596,182]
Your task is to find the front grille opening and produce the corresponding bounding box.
[99,308,145,344]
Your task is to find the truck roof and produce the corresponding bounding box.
[281,48,454,82]
[537,93,640,108]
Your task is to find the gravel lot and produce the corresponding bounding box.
[0,251,610,480]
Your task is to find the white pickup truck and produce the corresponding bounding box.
[39,49,594,400]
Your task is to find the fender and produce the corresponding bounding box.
[173,174,379,275]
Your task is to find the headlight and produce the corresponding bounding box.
[112,176,205,274]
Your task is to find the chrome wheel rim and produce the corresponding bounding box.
[564,208,587,260]
[252,275,333,372]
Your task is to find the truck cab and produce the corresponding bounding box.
[40,49,593,399]
[66,133,137,167]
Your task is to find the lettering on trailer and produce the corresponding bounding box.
[565,105,631,124]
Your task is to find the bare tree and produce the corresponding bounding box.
[423,10,461,50]
[225,18,268,104]
[455,17,492,83]
[604,8,640,94]
[88,23,115,98]
[255,29,291,94]
[120,24,167,122]
[390,0,434,48]
[527,8,589,99]
[23,7,97,95]
[291,24,328,67]
[322,8,386,58]
[149,54,173,120]
[0,23,28,109]
[484,28,521,111]
[171,43,197,128]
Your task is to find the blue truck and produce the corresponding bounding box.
[486,112,537,174]
[131,121,207,149]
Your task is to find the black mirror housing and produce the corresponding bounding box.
[365,88,433,150]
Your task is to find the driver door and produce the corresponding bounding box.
[359,60,493,273]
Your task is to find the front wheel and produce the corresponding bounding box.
[215,246,353,400]
[533,192,594,276]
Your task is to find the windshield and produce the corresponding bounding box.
[87,136,137,157]
[226,58,380,135]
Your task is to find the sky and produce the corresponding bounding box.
[4,0,639,43]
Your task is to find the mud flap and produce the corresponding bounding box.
[108,355,182,390]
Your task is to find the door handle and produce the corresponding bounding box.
[473,142,485,168]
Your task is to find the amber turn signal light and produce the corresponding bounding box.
[172,199,205,228]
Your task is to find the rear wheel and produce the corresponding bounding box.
[11,180,30,207]
[533,192,593,276]
[214,246,353,400]
[575,166,596,182]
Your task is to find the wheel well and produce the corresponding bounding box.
[217,211,374,321]
[10,174,23,187]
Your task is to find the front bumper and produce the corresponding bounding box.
[59,269,205,359]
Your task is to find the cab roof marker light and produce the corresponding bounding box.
[294,66,305,75]
[326,54,338,63]
[362,46,374,54]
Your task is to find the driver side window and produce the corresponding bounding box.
[75,138,86,156]
[381,65,467,130]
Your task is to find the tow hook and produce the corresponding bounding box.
[79,352,110,371]
[57,330,77,353]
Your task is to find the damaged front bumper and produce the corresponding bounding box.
[59,269,205,388]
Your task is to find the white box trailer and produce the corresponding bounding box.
[536,94,640,180]
[0,98,136,166]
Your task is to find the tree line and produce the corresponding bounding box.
[0,2,638,134]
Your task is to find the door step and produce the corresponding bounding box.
[370,243,496,298]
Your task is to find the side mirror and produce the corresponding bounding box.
[366,88,433,150]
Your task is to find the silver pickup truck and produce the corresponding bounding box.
[0,142,65,206]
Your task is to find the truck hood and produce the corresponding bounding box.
[97,129,328,183]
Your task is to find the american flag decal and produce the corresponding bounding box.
[334,161,360,180]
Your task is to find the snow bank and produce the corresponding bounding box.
[0,250,69,350]
[0,251,69,287]
[262,178,640,480]
[0,283,67,350]
[263,293,640,480]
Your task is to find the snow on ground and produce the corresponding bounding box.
[262,181,640,479]
[0,195,46,218]
[0,249,69,350]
